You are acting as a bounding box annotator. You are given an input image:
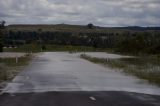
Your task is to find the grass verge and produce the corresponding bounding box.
[0,54,32,87]
[4,44,112,53]
[80,54,160,86]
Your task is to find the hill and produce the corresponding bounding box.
[7,24,160,32]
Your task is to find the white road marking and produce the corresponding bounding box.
[90,96,96,101]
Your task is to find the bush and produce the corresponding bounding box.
[0,43,3,52]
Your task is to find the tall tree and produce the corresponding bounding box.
[0,20,6,52]
[87,23,94,29]
[0,20,5,28]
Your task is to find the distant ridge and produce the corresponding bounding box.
[7,24,160,31]
[111,26,160,31]
[7,24,85,27]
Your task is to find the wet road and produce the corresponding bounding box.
[1,52,160,106]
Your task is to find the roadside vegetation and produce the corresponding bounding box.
[4,44,111,53]
[0,54,32,84]
[81,54,160,86]
[4,24,160,55]
[0,20,5,52]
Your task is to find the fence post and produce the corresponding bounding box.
[16,56,18,63]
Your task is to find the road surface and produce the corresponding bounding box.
[0,52,160,106]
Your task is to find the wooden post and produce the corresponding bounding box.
[16,56,18,63]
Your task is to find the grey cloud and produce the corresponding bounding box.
[0,0,160,26]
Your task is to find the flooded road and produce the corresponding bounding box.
[3,52,160,95]
[80,52,131,59]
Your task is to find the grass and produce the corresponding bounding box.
[4,44,111,53]
[0,54,32,83]
[80,54,160,86]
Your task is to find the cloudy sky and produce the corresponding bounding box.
[0,0,160,26]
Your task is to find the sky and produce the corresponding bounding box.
[0,0,160,27]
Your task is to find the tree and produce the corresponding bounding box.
[87,23,94,29]
[41,45,46,51]
[0,20,6,52]
[0,20,5,28]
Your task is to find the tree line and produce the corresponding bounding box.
[1,21,160,54]
[4,30,116,48]
[4,29,160,54]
